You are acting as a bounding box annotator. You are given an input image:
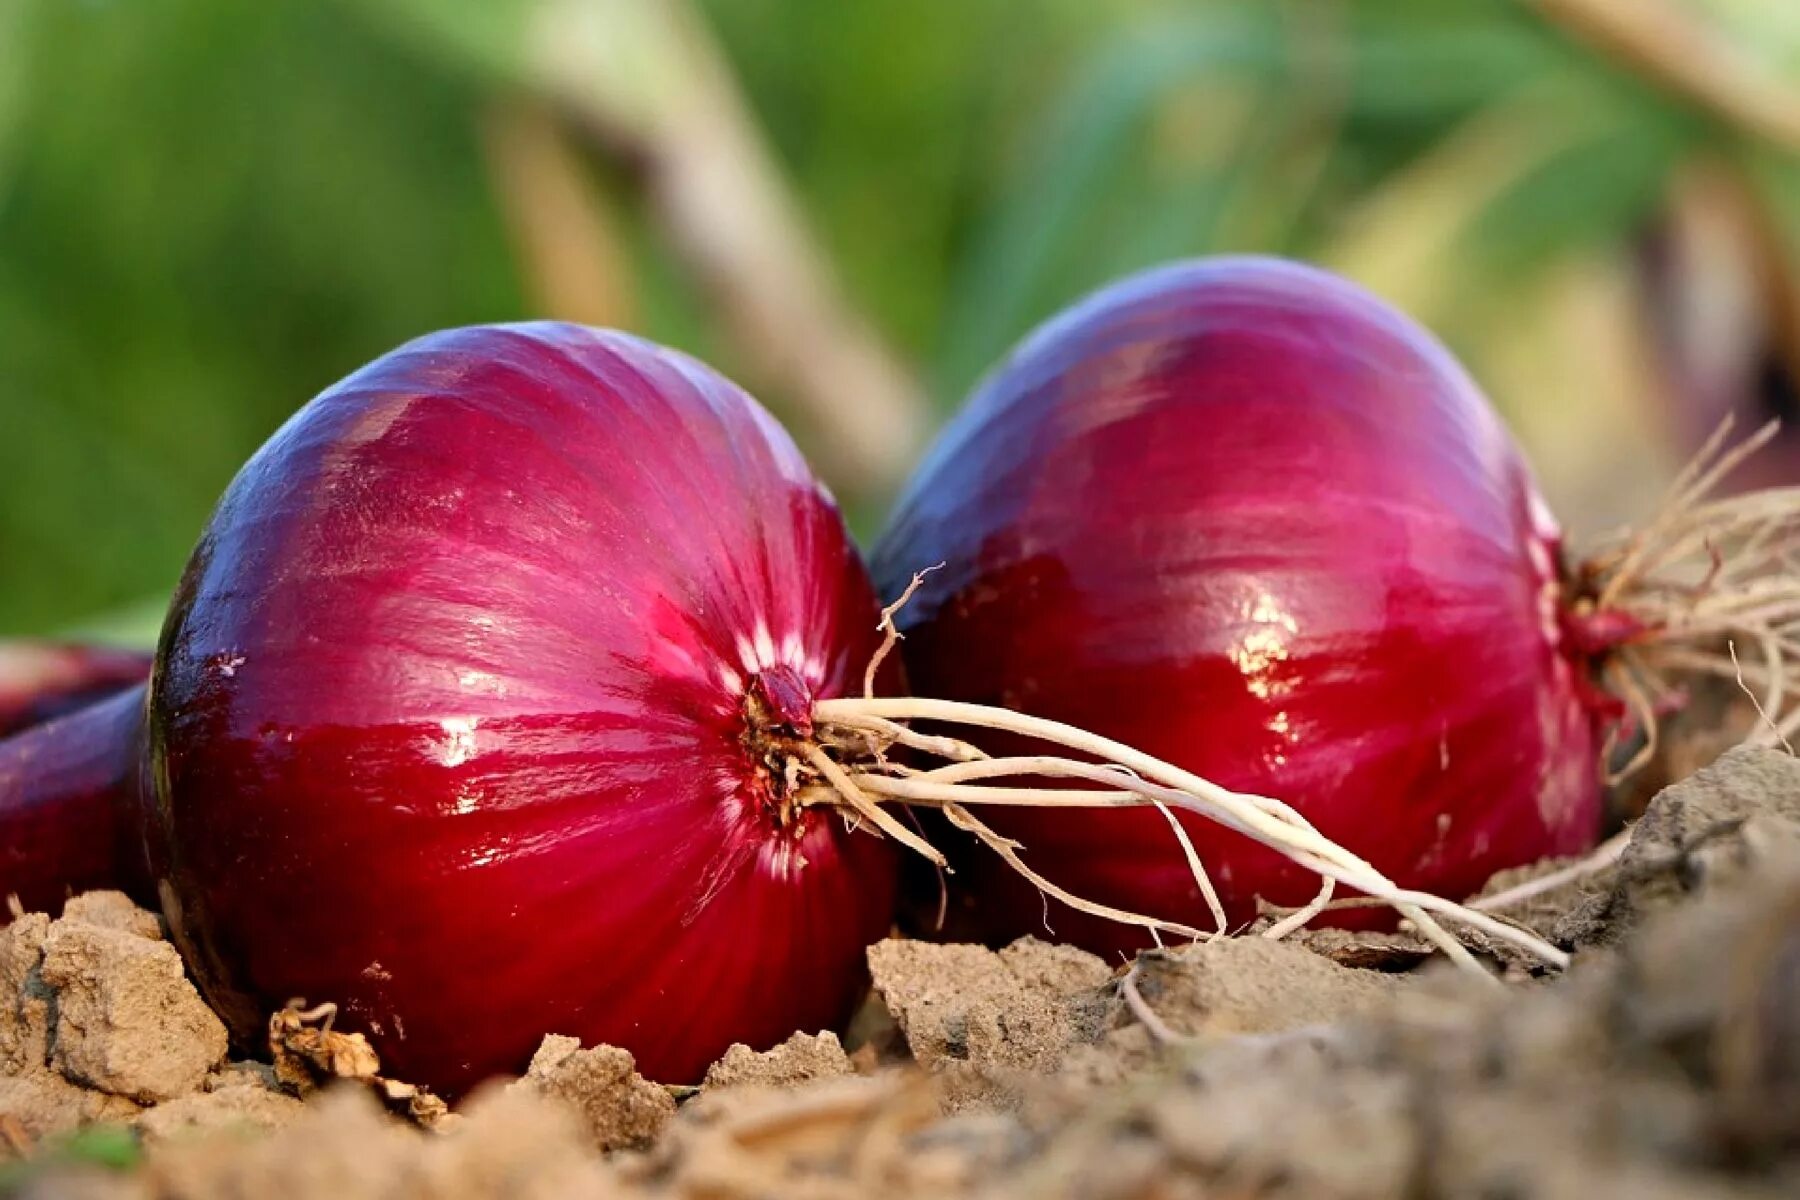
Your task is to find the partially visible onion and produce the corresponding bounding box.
[0,684,147,915]
[0,643,152,913]
[0,642,152,737]
[871,257,1610,955]
[1,323,897,1094]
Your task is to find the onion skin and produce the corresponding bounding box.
[5,323,897,1095]
[0,642,153,738]
[0,685,150,915]
[872,257,1604,956]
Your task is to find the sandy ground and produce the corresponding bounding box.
[5,747,1800,1198]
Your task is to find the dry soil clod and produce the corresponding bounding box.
[38,920,227,1104]
[507,1034,676,1152]
[701,1031,854,1091]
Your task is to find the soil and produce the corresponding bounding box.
[701,1032,853,1091]
[6,746,1800,1198]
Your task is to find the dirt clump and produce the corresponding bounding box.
[1609,864,1800,1163]
[39,921,227,1103]
[1558,746,1800,945]
[131,1075,303,1147]
[1,895,247,1156]
[0,914,52,1077]
[0,1073,139,1145]
[508,1034,674,1152]
[630,1073,942,1198]
[1286,923,1433,971]
[599,847,1800,1198]
[55,895,162,943]
[701,1031,852,1090]
[867,936,1111,1076]
[631,858,1800,1200]
[1125,933,1402,1036]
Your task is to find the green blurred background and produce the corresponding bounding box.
[5,0,1800,639]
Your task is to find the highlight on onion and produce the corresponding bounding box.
[870,255,1797,959]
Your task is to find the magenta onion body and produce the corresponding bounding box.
[873,257,1604,956]
[3,323,898,1094]
[0,685,148,914]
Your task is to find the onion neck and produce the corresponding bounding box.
[1558,603,1653,660]
[1552,438,1800,772]
[0,683,153,917]
[740,666,816,829]
[739,668,948,862]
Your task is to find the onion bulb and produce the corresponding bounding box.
[873,256,1777,956]
[2,324,897,1094]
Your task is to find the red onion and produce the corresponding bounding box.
[0,642,152,737]
[0,684,147,916]
[0,644,152,913]
[871,257,1615,956]
[0,324,897,1094]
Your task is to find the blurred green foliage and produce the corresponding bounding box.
[2,0,1797,638]
[2,0,523,636]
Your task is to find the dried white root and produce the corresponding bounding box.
[810,695,1567,977]
[1581,418,1800,768]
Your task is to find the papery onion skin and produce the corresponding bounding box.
[872,256,1603,957]
[4,323,898,1095]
